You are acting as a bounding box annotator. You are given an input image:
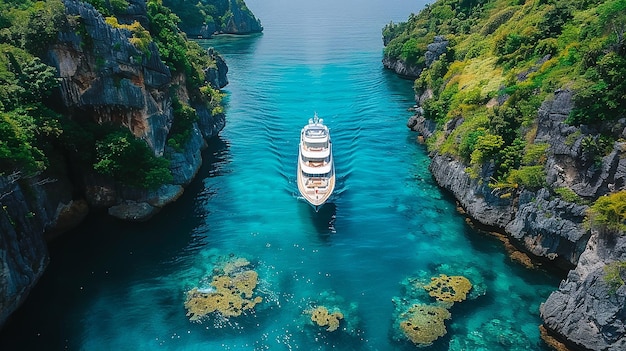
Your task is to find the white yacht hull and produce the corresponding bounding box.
[297,115,335,210]
[297,161,335,209]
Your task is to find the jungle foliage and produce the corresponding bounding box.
[384,0,626,191]
[0,0,225,190]
[161,0,258,35]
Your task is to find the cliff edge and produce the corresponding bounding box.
[0,0,231,327]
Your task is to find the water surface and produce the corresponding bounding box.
[0,0,559,350]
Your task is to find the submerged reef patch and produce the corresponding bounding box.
[307,305,344,332]
[300,290,361,337]
[423,274,472,303]
[184,256,263,321]
[392,268,481,347]
[399,304,451,347]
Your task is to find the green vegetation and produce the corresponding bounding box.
[83,0,129,16]
[105,17,152,56]
[161,0,259,35]
[604,261,626,294]
[587,191,626,233]
[167,98,198,151]
[0,36,60,176]
[94,129,173,189]
[384,0,625,190]
[554,187,587,204]
[0,0,227,191]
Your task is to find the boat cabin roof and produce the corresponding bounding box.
[304,126,327,138]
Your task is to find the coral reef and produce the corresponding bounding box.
[184,257,263,321]
[308,306,344,332]
[392,269,481,346]
[448,318,532,351]
[399,304,451,346]
[423,274,472,303]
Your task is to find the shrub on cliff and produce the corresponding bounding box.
[385,0,625,194]
[0,0,66,56]
[587,190,626,234]
[0,44,60,176]
[94,129,173,189]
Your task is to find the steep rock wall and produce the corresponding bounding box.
[222,0,263,34]
[411,89,626,349]
[541,231,626,351]
[1,0,229,328]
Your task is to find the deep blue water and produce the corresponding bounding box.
[0,0,560,350]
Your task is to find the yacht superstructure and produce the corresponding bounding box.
[297,114,335,210]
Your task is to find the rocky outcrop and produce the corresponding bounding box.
[412,89,626,268]
[0,162,88,326]
[222,0,263,34]
[205,47,229,89]
[179,0,263,38]
[424,35,448,67]
[52,0,173,156]
[540,230,626,351]
[410,86,626,348]
[383,36,448,79]
[1,0,229,328]
[382,56,423,79]
[47,0,229,221]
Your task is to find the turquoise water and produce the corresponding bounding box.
[0,0,561,350]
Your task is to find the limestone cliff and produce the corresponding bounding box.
[0,0,229,327]
[409,82,626,351]
[540,230,626,351]
[386,0,626,348]
[166,0,263,38]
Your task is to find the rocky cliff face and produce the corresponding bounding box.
[383,35,448,79]
[410,88,626,349]
[0,0,229,327]
[0,162,88,326]
[179,0,263,38]
[49,0,228,221]
[540,230,626,351]
[222,0,263,34]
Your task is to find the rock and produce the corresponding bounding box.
[0,172,76,326]
[222,0,263,34]
[206,47,229,89]
[429,155,515,228]
[53,0,173,156]
[108,200,157,221]
[384,36,448,79]
[425,36,448,67]
[505,189,589,268]
[46,199,89,239]
[146,185,184,208]
[540,231,626,351]
[382,56,423,79]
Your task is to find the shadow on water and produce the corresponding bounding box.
[0,135,235,350]
[196,33,263,56]
[297,200,337,241]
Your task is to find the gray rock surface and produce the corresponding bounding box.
[382,56,423,79]
[425,35,448,66]
[222,0,263,34]
[1,0,231,327]
[410,85,626,349]
[383,36,448,79]
[0,167,83,326]
[541,231,626,351]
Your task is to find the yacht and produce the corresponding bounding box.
[297,114,335,211]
